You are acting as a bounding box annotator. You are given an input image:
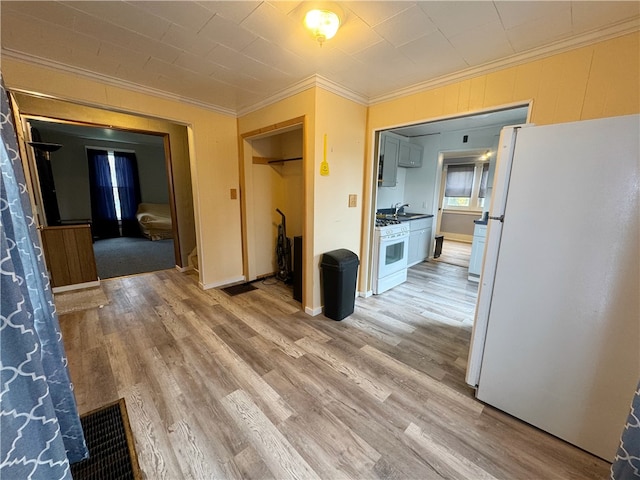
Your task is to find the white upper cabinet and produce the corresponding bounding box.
[399,141,423,168]
[379,133,400,187]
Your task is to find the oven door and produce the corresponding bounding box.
[377,233,409,278]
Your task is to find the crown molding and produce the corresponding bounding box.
[370,17,640,106]
[236,74,368,117]
[1,49,237,117]
[4,16,638,117]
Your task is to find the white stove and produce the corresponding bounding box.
[372,220,410,294]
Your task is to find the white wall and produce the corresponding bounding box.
[376,167,406,211]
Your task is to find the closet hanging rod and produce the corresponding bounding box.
[267,157,303,164]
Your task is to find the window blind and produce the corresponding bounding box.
[445,164,475,197]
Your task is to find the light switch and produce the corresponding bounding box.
[230,188,237,199]
[348,194,357,207]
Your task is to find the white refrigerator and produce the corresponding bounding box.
[466,114,639,461]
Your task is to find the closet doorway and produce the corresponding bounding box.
[239,119,304,303]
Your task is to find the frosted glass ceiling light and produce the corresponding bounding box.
[304,9,340,46]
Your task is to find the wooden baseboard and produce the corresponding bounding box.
[52,279,100,293]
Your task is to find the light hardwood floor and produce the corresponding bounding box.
[433,239,472,268]
[57,261,610,479]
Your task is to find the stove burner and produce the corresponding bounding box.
[375,218,402,227]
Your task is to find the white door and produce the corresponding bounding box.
[476,115,639,461]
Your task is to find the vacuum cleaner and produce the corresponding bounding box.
[275,208,293,284]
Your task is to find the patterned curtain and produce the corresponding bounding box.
[611,379,640,480]
[0,77,88,478]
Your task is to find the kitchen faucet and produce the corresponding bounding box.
[393,202,410,217]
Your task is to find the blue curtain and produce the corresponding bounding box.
[0,78,88,478]
[611,379,640,480]
[87,149,119,239]
[114,151,141,237]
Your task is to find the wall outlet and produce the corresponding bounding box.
[230,188,237,199]
[348,194,357,207]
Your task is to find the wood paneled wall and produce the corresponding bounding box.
[40,224,98,287]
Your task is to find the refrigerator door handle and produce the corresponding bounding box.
[489,215,504,222]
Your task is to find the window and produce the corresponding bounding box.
[443,162,490,210]
[107,151,122,220]
[87,148,140,239]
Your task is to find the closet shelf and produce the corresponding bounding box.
[268,157,302,164]
[252,156,303,165]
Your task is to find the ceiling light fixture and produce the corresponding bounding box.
[304,9,340,46]
[479,150,492,161]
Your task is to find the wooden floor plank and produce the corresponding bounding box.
[55,261,611,479]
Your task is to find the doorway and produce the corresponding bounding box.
[370,105,529,319]
[26,119,178,280]
[239,120,304,302]
[11,89,197,288]
[372,105,529,280]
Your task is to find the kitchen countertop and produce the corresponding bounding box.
[474,212,489,225]
[376,211,434,222]
[397,213,433,222]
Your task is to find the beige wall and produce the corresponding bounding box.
[238,89,316,310]
[313,88,367,310]
[3,57,240,288]
[4,31,638,309]
[361,32,640,293]
[238,87,366,313]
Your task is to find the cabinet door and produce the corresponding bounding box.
[399,141,424,167]
[409,143,423,167]
[398,141,411,167]
[469,236,486,276]
[408,229,421,266]
[420,225,432,260]
[380,134,399,186]
[41,224,98,287]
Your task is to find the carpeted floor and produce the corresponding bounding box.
[93,237,175,279]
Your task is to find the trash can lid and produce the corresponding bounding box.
[321,249,360,269]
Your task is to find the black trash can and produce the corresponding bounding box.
[434,235,444,258]
[320,249,359,321]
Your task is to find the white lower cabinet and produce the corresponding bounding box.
[468,223,487,281]
[407,217,433,267]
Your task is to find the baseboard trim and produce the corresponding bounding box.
[199,275,246,290]
[305,306,323,316]
[52,280,100,293]
[358,290,373,298]
[175,265,193,273]
[440,233,473,243]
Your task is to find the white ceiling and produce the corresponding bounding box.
[2,1,639,115]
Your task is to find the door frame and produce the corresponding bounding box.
[238,117,306,304]
[9,91,194,284]
[366,102,532,295]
